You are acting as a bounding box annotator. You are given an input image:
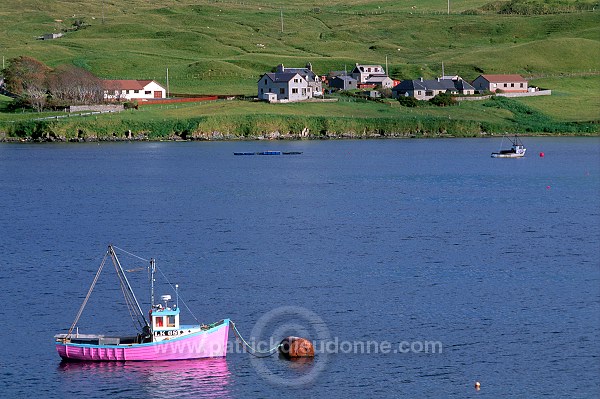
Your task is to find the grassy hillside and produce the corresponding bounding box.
[0,0,599,136]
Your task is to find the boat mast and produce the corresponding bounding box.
[150,258,156,307]
[108,245,150,328]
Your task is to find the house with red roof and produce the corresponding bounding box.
[472,74,528,93]
[102,79,166,101]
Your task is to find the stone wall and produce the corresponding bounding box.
[497,90,552,98]
[69,104,124,113]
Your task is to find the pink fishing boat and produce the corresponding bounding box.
[55,245,229,361]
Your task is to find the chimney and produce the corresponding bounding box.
[306,62,312,71]
[277,64,285,73]
[419,77,423,82]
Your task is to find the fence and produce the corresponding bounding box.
[138,96,218,106]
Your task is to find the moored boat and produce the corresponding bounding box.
[491,135,526,158]
[233,151,303,156]
[54,245,229,361]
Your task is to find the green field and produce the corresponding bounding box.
[0,0,599,138]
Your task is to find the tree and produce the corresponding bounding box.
[25,87,48,112]
[3,56,51,96]
[48,65,103,105]
[3,56,51,111]
[379,87,392,98]
[3,56,105,110]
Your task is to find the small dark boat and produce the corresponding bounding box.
[234,151,303,156]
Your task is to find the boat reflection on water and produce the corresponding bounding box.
[58,358,232,398]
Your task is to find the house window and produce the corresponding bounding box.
[134,90,139,93]
[503,84,507,88]
[167,316,176,327]
[292,88,298,94]
[264,79,267,84]
[520,83,524,88]
[302,88,306,95]
[418,91,422,95]
[260,88,263,94]
[280,88,285,94]
[145,90,151,94]
[294,78,299,83]
[126,90,130,94]
[510,83,514,87]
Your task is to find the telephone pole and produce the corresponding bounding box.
[166,67,170,98]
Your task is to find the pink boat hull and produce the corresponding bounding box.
[56,320,229,361]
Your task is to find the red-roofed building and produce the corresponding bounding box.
[103,79,166,101]
[472,74,528,93]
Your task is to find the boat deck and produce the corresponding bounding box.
[55,333,140,345]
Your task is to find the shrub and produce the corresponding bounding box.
[429,93,456,107]
[124,101,138,110]
[397,96,421,107]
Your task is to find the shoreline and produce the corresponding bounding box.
[1,131,597,143]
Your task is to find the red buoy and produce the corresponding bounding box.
[279,336,315,358]
[539,152,545,157]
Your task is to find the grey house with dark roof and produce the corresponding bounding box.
[329,75,358,91]
[392,77,475,100]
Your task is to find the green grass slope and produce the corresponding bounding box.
[0,0,599,136]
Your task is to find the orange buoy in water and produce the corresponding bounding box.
[279,336,315,358]
[539,152,545,157]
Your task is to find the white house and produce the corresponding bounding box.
[351,64,385,83]
[274,64,323,95]
[363,75,394,89]
[103,80,166,101]
[257,72,312,102]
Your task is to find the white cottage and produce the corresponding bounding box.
[103,80,166,101]
[257,72,312,102]
[350,64,386,84]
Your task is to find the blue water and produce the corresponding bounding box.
[0,138,599,398]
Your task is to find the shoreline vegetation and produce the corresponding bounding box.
[1,96,597,142]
